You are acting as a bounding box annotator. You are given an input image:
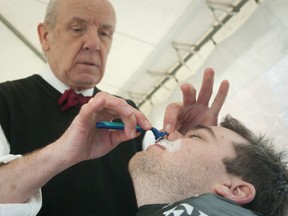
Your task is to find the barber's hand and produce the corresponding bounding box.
[55,92,151,165]
[163,68,229,134]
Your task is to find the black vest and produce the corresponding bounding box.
[0,75,143,215]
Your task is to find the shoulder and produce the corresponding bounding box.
[0,75,56,95]
[0,75,61,106]
[142,194,261,216]
[0,75,42,91]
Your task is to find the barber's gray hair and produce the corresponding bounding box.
[44,0,57,28]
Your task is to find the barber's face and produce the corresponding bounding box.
[129,126,247,196]
[40,0,116,90]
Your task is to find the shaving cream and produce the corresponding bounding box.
[157,139,182,152]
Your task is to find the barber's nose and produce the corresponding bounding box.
[83,30,100,52]
[166,130,183,141]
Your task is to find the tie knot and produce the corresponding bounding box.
[58,89,92,111]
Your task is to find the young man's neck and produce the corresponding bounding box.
[134,179,199,207]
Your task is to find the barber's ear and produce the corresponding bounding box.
[37,23,50,52]
[214,180,256,205]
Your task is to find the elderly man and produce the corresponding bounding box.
[0,0,229,215]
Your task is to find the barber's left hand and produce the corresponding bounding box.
[163,68,229,134]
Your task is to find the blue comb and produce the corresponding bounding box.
[96,121,167,141]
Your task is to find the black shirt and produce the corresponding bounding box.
[137,194,262,216]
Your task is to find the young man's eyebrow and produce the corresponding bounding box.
[192,125,216,139]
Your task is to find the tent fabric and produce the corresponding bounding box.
[0,0,287,151]
[145,0,288,152]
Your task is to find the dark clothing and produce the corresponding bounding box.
[137,194,262,216]
[0,75,143,216]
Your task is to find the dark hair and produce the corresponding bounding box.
[221,115,288,216]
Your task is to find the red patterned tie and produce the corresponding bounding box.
[58,89,92,111]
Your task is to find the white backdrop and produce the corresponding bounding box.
[1,0,287,151]
[145,0,288,151]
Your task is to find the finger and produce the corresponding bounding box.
[121,112,138,139]
[95,93,135,117]
[163,102,183,133]
[132,108,152,130]
[197,68,214,105]
[120,108,152,139]
[96,93,151,137]
[78,97,106,126]
[110,130,142,145]
[180,83,196,107]
[210,80,230,116]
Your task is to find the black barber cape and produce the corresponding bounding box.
[136,193,262,216]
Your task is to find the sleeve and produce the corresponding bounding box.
[0,190,42,216]
[0,126,42,216]
[0,125,10,156]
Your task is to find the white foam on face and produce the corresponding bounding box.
[157,139,182,152]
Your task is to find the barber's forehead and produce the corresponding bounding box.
[56,0,116,24]
[56,0,115,14]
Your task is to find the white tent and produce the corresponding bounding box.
[1,0,287,150]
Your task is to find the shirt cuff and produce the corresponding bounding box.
[0,154,22,163]
[0,190,42,216]
[0,154,42,215]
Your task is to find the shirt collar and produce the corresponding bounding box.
[39,64,94,96]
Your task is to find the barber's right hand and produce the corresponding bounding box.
[54,92,152,166]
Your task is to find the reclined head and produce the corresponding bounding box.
[129,115,288,216]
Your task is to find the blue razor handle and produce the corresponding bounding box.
[96,121,144,132]
[96,121,167,141]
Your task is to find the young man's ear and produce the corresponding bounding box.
[214,179,256,205]
[37,23,50,52]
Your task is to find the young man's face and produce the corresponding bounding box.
[129,125,248,197]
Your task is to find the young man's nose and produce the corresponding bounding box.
[166,130,183,141]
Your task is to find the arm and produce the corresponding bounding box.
[163,68,229,134]
[0,126,10,156]
[0,92,151,203]
[0,126,42,215]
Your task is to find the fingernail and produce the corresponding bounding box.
[144,120,152,129]
[130,131,136,139]
[165,124,172,133]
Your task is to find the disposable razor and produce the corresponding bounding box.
[96,121,167,141]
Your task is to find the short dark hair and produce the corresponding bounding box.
[221,115,288,216]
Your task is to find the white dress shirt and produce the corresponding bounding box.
[0,64,95,215]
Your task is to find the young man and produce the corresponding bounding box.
[129,115,288,216]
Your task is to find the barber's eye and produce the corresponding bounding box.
[72,27,84,32]
[70,24,85,33]
[100,31,108,36]
[99,30,112,39]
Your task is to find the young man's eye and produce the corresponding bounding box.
[187,133,201,139]
[190,135,201,139]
